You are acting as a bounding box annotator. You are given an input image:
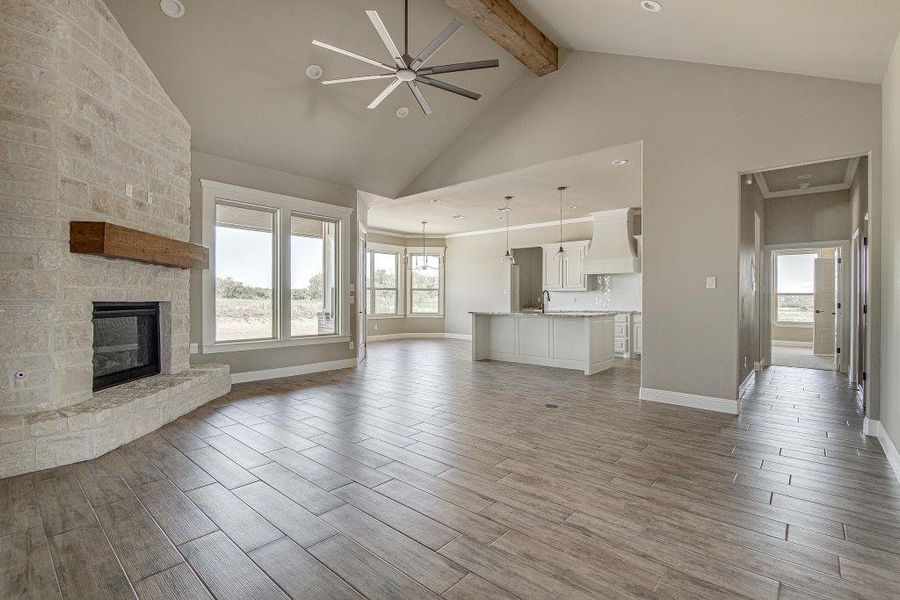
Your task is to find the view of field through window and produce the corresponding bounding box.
[776,253,815,323]
[214,204,336,341]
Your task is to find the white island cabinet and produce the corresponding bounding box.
[470,312,617,375]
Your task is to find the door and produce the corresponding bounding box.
[858,232,869,398]
[357,232,367,363]
[813,257,836,356]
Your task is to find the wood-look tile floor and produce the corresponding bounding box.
[3,339,899,599]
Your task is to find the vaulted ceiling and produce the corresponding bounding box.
[513,0,900,84]
[105,0,526,198]
[107,0,900,209]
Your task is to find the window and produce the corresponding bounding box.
[291,214,338,336]
[408,253,442,315]
[366,250,400,315]
[775,252,816,324]
[214,203,276,342]
[201,180,352,351]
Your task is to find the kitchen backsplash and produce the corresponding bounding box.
[544,273,642,312]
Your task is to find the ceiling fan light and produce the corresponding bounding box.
[641,1,663,13]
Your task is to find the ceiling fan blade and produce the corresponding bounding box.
[366,10,406,69]
[417,76,481,101]
[321,74,397,85]
[418,59,499,76]
[406,81,433,115]
[368,79,403,109]
[410,19,462,70]
[312,40,395,72]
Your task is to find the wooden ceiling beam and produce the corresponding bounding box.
[442,0,558,76]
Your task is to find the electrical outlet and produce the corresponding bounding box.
[147,191,154,204]
[374,323,378,330]
[125,183,134,198]
[706,276,717,289]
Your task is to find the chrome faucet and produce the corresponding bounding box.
[541,290,551,314]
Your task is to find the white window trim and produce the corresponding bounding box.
[201,179,353,353]
[406,247,445,317]
[772,249,817,328]
[366,242,404,318]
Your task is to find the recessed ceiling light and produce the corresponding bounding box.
[496,206,510,211]
[431,198,441,204]
[641,1,663,13]
[799,182,811,189]
[611,159,629,166]
[796,174,813,180]
[396,106,410,119]
[569,205,578,209]
[452,214,464,219]
[159,0,185,18]
[305,64,323,80]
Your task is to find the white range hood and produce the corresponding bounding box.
[582,207,641,275]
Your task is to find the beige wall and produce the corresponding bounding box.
[881,35,900,445]
[0,0,192,414]
[738,178,765,383]
[772,325,813,344]
[364,231,446,336]
[764,190,851,245]
[189,151,358,375]
[407,51,882,403]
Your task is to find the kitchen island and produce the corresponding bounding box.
[470,312,617,375]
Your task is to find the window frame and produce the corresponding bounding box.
[201,179,353,353]
[406,247,445,317]
[772,250,817,328]
[366,243,403,319]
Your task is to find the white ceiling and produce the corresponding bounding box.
[366,142,642,235]
[513,0,900,84]
[105,0,525,198]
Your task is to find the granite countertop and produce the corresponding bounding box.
[469,311,621,318]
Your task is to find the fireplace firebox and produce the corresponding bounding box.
[92,302,161,391]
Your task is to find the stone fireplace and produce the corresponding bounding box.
[0,0,229,477]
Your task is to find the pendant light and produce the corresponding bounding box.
[555,186,570,262]
[501,195,516,265]
[406,220,438,271]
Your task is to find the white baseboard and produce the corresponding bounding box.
[877,423,900,485]
[640,387,740,415]
[367,333,471,342]
[231,358,357,384]
[863,417,880,437]
[444,333,472,340]
[772,341,813,348]
[739,371,755,398]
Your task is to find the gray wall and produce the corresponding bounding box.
[406,51,882,403]
[764,190,851,245]
[189,151,358,375]
[738,178,765,384]
[881,35,900,447]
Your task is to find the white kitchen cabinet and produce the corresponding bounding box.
[541,241,593,291]
[542,247,563,289]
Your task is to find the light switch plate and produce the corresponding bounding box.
[125,183,134,198]
[706,276,717,289]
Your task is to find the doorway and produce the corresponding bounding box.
[767,245,845,370]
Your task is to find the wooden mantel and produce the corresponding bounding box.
[70,222,209,269]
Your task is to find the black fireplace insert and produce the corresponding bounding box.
[92,302,161,391]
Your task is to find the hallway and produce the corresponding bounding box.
[771,346,836,371]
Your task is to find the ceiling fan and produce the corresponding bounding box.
[312,0,499,115]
